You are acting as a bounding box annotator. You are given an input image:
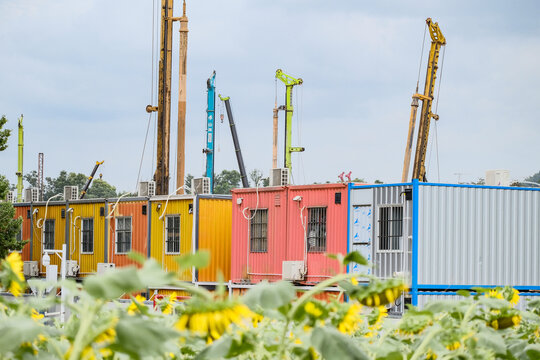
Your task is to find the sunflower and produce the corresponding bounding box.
[31,309,44,321]
[175,302,255,342]
[162,292,177,315]
[2,252,25,297]
[127,295,146,315]
[485,289,504,300]
[337,303,363,335]
[351,278,407,307]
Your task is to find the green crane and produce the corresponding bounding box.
[16,115,23,202]
[275,69,304,172]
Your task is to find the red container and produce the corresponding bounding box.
[13,204,31,261]
[231,184,348,284]
[107,199,148,268]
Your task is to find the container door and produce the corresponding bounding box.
[350,205,372,276]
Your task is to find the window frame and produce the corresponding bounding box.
[115,217,132,254]
[307,207,327,253]
[165,214,181,254]
[250,209,268,253]
[81,218,94,254]
[377,205,403,252]
[43,219,55,251]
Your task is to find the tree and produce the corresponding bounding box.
[86,179,117,199]
[352,178,366,183]
[214,170,241,194]
[0,203,24,258]
[0,175,9,200]
[525,171,540,184]
[24,170,38,188]
[374,179,384,184]
[249,169,269,187]
[0,115,11,152]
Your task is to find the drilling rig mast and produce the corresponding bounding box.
[402,18,446,182]
[275,69,304,172]
[16,115,23,202]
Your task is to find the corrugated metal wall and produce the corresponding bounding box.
[197,197,232,283]
[69,202,106,275]
[417,293,540,312]
[418,185,540,288]
[287,184,348,283]
[108,200,148,268]
[150,197,193,281]
[231,187,287,283]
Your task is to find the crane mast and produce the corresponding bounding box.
[204,71,216,192]
[275,69,304,172]
[402,18,446,182]
[218,94,249,188]
[80,161,104,199]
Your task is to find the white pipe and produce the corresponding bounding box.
[158,186,187,221]
[106,192,131,219]
[37,193,62,267]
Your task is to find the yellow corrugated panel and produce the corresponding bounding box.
[32,204,66,275]
[197,198,232,282]
[150,198,194,281]
[69,202,106,275]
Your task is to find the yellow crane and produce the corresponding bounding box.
[402,18,446,182]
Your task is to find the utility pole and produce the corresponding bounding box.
[176,0,188,195]
[16,115,23,202]
[146,0,174,195]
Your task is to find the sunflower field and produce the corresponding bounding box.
[1,251,540,360]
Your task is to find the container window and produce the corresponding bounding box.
[250,209,268,252]
[116,217,132,254]
[166,215,181,254]
[43,219,55,250]
[81,218,94,254]
[378,206,402,251]
[307,207,327,252]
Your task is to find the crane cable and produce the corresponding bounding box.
[136,0,159,191]
[416,23,428,92]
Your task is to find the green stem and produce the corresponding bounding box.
[171,280,213,301]
[409,327,443,360]
[278,318,291,359]
[68,303,97,360]
[288,272,356,319]
[461,302,477,329]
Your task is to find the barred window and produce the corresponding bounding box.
[250,209,268,252]
[44,219,55,250]
[378,206,403,251]
[81,218,94,254]
[166,215,180,254]
[116,217,132,254]
[307,207,327,252]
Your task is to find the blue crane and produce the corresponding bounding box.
[203,71,216,192]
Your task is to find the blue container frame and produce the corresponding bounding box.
[347,181,540,306]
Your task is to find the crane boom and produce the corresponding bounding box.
[411,18,446,182]
[204,71,216,192]
[275,69,304,172]
[80,161,104,199]
[218,94,249,188]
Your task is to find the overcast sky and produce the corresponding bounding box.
[1,0,539,193]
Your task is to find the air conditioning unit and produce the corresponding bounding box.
[64,186,79,201]
[97,262,116,274]
[65,260,79,277]
[191,177,210,195]
[25,187,39,202]
[138,181,156,197]
[6,191,15,203]
[23,261,39,277]
[270,168,289,186]
[282,261,305,281]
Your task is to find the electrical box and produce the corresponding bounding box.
[282,261,305,281]
[138,181,156,197]
[64,186,79,201]
[25,187,39,202]
[192,177,211,195]
[65,260,79,277]
[97,263,116,274]
[23,261,39,277]
[270,168,289,186]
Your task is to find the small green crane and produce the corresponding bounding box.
[275,69,304,172]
